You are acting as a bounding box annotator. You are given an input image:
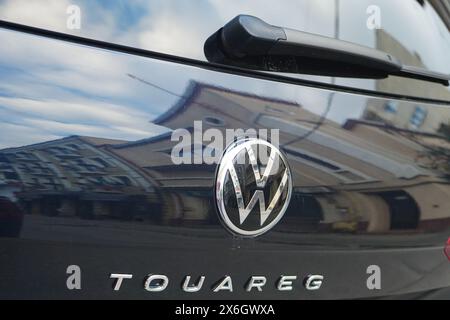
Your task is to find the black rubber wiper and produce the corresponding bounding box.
[204,15,450,86]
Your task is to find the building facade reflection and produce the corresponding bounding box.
[1,81,450,236]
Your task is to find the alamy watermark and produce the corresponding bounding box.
[66,264,81,290]
[66,4,81,30]
[170,121,280,167]
[366,5,381,30]
[366,264,381,290]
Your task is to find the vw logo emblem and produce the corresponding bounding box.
[215,138,292,237]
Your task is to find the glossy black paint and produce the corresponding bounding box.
[0,1,450,300]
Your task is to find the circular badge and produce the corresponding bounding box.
[215,138,292,237]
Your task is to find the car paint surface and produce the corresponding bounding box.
[0,0,450,299]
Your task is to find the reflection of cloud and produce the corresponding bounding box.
[0,53,171,148]
[0,0,123,41]
[132,0,335,60]
[0,93,168,148]
[0,26,178,148]
[6,0,444,149]
[0,29,132,99]
[0,122,62,149]
[0,96,150,125]
[1,0,449,74]
[0,0,71,30]
[210,0,334,35]
[0,0,335,61]
[21,118,155,142]
[0,24,339,149]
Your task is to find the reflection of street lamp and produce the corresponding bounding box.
[324,0,339,119]
[284,2,340,147]
[334,0,340,40]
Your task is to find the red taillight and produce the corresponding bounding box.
[445,238,450,261]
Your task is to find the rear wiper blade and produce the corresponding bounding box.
[204,15,450,86]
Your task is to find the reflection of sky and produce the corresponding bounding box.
[0,28,173,148]
[0,0,448,73]
[0,27,338,149]
[0,0,335,59]
[0,0,449,149]
[339,0,450,73]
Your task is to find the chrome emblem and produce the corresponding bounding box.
[215,138,292,237]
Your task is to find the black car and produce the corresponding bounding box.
[0,0,450,301]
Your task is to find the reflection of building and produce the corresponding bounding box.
[429,0,450,31]
[1,81,450,234]
[137,81,450,233]
[0,136,157,220]
[352,29,450,232]
[364,29,450,133]
[341,119,450,232]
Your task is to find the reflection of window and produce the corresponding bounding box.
[410,106,427,128]
[47,146,79,157]
[115,176,132,186]
[41,177,56,185]
[66,144,81,151]
[74,159,101,172]
[0,154,10,163]
[337,170,366,182]
[203,116,225,126]
[4,171,19,180]
[15,152,37,160]
[62,164,79,172]
[284,148,340,171]
[92,157,110,168]
[0,164,12,170]
[378,191,419,230]
[283,147,373,184]
[384,101,398,114]
[87,177,106,186]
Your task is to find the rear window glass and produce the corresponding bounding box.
[1,0,449,100]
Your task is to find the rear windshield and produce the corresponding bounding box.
[1,0,450,101]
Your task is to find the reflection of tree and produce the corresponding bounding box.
[416,122,450,179]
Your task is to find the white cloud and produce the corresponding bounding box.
[0,122,62,149]
[0,0,71,30]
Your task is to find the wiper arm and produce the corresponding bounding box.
[204,15,450,86]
